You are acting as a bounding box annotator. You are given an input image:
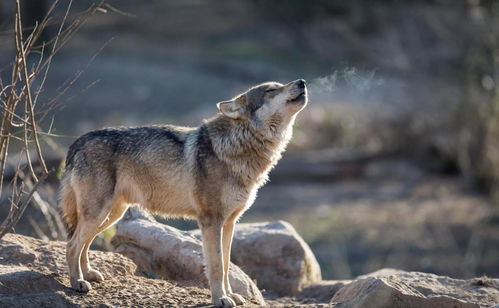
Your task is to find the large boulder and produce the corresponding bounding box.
[227,221,322,296]
[111,207,265,305]
[331,270,499,308]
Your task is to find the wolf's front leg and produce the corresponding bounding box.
[222,217,245,305]
[199,217,236,308]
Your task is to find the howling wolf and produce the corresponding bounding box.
[60,79,308,307]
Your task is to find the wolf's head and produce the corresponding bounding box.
[217,79,307,135]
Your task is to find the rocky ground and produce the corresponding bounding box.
[1,231,498,307]
[0,233,323,307]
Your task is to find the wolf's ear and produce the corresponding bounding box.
[217,99,244,119]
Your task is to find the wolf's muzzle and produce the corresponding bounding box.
[287,79,307,104]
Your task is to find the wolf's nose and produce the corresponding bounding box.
[296,79,306,88]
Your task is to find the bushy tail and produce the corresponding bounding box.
[59,176,78,239]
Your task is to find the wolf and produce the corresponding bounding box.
[59,79,307,307]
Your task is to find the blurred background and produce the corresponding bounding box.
[0,0,498,281]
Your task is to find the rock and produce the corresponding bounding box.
[331,270,499,308]
[298,280,351,303]
[111,207,265,305]
[227,221,322,296]
[115,210,321,297]
[190,220,322,296]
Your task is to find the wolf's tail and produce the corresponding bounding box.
[59,175,78,239]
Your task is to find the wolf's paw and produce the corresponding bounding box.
[84,269,104,282]
[228,293,246,305]
[71,279,92,293]
[214,296,236,308]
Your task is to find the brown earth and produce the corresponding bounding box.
[1,233,498,307]
[0,233,315,307]
[0,233,212,307]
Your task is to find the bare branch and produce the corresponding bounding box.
[15,0,48,175]
[0,0,105,240]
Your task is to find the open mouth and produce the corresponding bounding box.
[287,92,306,103]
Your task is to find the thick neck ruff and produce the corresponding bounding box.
[204,114,293,186]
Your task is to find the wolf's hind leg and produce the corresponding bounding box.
[81,201,129,282]
[67,192,115,292]
[67,220,101,292]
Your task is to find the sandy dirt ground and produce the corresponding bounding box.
[0,233,325,307]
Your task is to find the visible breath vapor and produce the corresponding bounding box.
[309,68,384,96]
[304,67,412,119]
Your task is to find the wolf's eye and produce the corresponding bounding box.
[265,89,276,93]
